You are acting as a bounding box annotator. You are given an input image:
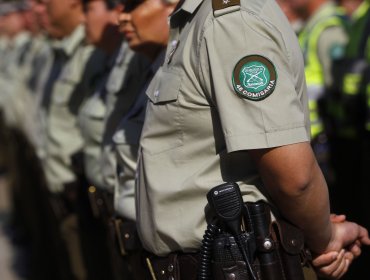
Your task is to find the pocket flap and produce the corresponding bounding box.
[83,95,106,118]
[146,69,181,104]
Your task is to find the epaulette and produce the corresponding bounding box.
[212,0,240,17]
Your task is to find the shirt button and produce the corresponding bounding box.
[167,264,174,272]
[154,90,159,98]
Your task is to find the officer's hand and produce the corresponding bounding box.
[327,221,370,255]
[312,249,349,279]
[330,214,346,223]
[311,215,349,279]
[311,217,370,279]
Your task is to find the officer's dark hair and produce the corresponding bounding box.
[82,0,123,10]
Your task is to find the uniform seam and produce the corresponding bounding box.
[224,123,306,137]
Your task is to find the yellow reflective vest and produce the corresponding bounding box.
[299,3,348,138]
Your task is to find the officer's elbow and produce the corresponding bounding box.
[253,142,321,199]
[277,170,313,198]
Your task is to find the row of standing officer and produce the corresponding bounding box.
[0,0,177,279]
[1,1,370,280]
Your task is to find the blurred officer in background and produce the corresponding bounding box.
[0,4,8,57]
[323,0,370,278]
[276,0,304,33]
[79,0,148,279]
[286,0,349,183]
[0,0,30,77]
[39,0,106,279]
[324,0,369,226]
[0,0,36,137]
[134,0,370,279]
[336,0,363,16]
[0,0,52,144]
[111,0,178,278]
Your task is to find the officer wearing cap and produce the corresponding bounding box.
[135,0,370,279]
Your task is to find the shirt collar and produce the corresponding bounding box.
[171,0,204,24]
[179,0,204,14]
[10,31,31,50]
[54,24,85,58]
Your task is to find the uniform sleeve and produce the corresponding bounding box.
[199,10,309,152]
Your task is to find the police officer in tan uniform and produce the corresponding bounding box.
[136,0,370,279]
[40,0,106,279]
[78,0,148,278]
[111,1,177,278]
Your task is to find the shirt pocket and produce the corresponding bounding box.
[146,70,180,104]
[141,69,183,155]
[83,94,106,119]
[49,79,79,129]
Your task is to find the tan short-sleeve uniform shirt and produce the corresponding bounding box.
[137,0,310,256]
[114,51,164,221]
[43,25,106,193]
[78,41,138,191]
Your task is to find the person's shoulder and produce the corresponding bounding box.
[206,0,288,28]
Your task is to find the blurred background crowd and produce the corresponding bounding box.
[0,0,369,279]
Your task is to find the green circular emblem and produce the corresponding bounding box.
[232,55,277,101]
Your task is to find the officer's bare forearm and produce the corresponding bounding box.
[248,142,332,254]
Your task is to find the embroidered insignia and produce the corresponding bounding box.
[232,55,277,101]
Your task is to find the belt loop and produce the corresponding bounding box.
[146,257,158,280]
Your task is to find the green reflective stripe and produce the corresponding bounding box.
[309,99,323,137]
[311,123,324,138]
[367,37,370,62]
[352,0,370,21]
[342,73,362,95]
[309,99,318,110]
[310,110,319,120]
[346,1,370,57]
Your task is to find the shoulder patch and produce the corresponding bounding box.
[232,55,277,101]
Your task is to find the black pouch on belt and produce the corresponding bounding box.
[246,201,307,280]
[113,218,142,256]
